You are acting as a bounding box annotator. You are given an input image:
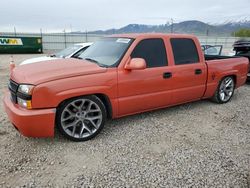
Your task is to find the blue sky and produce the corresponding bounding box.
[1,0,250,32]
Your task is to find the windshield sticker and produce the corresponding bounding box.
[116,38,131,43]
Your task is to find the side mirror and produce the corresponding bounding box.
[125,58,146,70]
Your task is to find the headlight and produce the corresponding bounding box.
[17,84,34,109]
[17,98,32,109]
[18,84,34,95]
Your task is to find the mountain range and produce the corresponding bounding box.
[84,20,250,36]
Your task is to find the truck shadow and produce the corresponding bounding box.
[9,99,211,145]
[9,90,244,145]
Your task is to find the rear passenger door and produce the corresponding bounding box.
[170,38,207,104]
[118,38,173,116]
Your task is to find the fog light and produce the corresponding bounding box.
[17,98,32,109]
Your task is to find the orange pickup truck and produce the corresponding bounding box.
[3,34,249,141]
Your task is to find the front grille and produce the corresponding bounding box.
[8,79,19,103]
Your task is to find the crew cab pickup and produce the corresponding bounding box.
[3,34,249,141]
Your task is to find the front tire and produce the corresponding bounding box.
[56,95,107,142]
[212,76,235,104]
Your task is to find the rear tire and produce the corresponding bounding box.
[56,95,107,142]
[211,76,235,104]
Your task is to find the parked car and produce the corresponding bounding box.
[3,34,249,141]
[233,40,250,80]
[19,42,92,65]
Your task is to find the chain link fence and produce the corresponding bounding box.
[1,32,249,54]
[0,32,104,51]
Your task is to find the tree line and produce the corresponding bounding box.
[234,28,250,37]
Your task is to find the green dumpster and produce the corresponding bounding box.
[0,36,43,54]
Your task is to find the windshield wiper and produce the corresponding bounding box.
[75,56,83,59]
[84,58,108,67]
[85,58,99,63]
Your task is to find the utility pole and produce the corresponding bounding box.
[206,29,209,36]
[70,24,72,33]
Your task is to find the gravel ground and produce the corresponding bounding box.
[0,54,249,187]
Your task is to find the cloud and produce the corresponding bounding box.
[0,0,250,32]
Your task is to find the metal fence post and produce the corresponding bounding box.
[64,30,67,48]
[85,30,88,42]
[40,28,43,53]
[14,27,17,37]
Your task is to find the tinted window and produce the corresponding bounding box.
[131,39,168,68]
[171,38,199,65]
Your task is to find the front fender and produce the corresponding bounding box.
[31,70,118,109]
[55,86,113,106]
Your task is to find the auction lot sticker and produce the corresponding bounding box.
[116,38,131,43]
[0,38,23,45]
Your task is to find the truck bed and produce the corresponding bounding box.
[205,54,239,61]
[204,55,249,94]
[205,54,250,80]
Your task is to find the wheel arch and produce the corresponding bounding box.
[56,93,113,119]
[211,74,236,104]
[220,74,237,86]
[94,93,113,119]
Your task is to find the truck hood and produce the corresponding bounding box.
[11,58,107,85]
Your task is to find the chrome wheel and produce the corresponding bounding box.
[219,77,234,102]
[60,98,103,139]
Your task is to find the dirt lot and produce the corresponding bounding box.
[0,54,249,187]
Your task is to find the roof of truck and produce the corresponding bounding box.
[110,33,196,39]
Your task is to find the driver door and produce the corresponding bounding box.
[117,38,173,116]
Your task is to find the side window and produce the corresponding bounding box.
[170,38,200,65]
[131,38,168,68]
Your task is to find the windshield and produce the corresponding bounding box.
[54,45,82,58]
[78,37,133,67]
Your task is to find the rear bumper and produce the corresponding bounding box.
[3,93,56,137]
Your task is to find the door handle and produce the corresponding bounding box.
[195,69,202,75]
[163,72,172,79]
